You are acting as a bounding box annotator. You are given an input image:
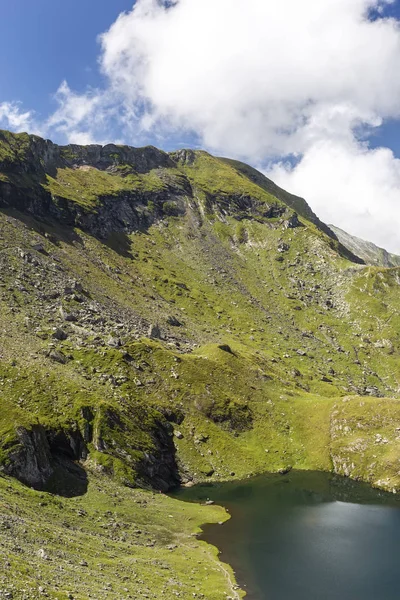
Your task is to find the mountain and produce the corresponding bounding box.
[1,129,400,598]
[330,224,400,268]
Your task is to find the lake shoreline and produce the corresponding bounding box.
[175,470,400,600]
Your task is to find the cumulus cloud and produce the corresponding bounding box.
[3,0,400,250]
[0,102,36,132]
[268,138,400,254]
[265,101,400,253]
[44,81,107,145]
[98,0,400,251]
[99,0,400,158]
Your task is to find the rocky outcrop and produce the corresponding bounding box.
[94,406,181,492]
[3,406,180,493]
[4,424,87,493]
[136,419,181,492]
[0,130,187,240]
[5,425,54,489]
[0,170,184,240]
[0,130,175,176]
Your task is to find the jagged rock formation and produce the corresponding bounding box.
[4,424,88,495]
[0,129,400,499]
[330,224,400,268]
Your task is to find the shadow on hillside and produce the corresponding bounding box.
[1,207,143,261]
[43,457,88,498]
[1,208,84,248]
[103,231,135,259]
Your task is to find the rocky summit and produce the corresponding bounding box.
[0,129,400,599]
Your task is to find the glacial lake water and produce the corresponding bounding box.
[175,471,400,600]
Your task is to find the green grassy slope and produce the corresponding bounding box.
[0,130,400,597]
[0,473,241,600]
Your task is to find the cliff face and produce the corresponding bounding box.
[0,129,399,499]
[0,131,186,238]
[0,131,290,238]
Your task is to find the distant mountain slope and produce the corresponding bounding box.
[330,224,400,268]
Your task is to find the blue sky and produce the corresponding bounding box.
[1,0,400,252]
[0,0,132,122]
[1,0,399,154]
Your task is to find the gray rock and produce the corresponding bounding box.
[49,350,68,364]
[31,242,46,254]
[167,316,182,327]
[60,307,78,322]
[217,344,233,354]
[283,213,300,229]
[4,426,53,489]
[277,242,290,253]
[148,324,161,339]
[107,336,121,348]
[52,327,68,341]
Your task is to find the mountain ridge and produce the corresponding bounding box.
[0,129,398,491]
[0,130,364,263]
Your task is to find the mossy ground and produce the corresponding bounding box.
[0,472,242,600]
[44,168,167,210]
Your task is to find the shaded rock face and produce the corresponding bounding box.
[0,177,179,240]
[47,192,187,240]
[171,148,197,166]
[0,132,175,177]
[4,425,88,495]
[0,132,297,244]
[63,142,176,174]
[6,425,53,489]
[203,191,287,221]
[136,419,181,493]
[0,132,186,240]
[96,407,181,493]
[283,213,301,229]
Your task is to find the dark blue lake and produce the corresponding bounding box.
[176,471,400,600]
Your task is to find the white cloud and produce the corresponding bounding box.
[268,138,400,254]
[3,0,400,251]
[99,0,400,156]
[0,84,116,146]
[0,102,36,132]
[44,81,109,145]
[265,101,400,254]
[94,0,400,251]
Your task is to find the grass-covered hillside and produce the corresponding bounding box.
[0,129,400,598]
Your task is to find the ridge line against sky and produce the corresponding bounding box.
[1,0,400,252]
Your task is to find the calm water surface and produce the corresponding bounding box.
[176,471,400,600]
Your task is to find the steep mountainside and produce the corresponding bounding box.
[0,129,400,599]
[330,224,400,268]
[221,158,340,241]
